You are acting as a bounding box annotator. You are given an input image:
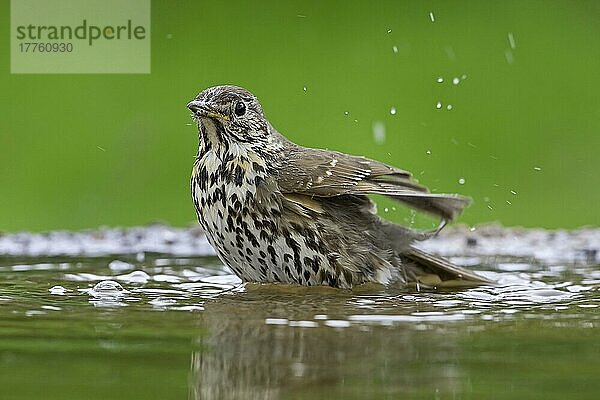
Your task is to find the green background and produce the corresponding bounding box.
[1,0,599,232]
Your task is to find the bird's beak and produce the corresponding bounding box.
[187,100,230,121]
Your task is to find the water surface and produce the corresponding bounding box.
[1,245,598,400]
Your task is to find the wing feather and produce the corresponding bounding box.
[274,139,470,221]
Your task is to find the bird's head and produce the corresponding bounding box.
[187,85,269,144]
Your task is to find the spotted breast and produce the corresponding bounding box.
[188,85,490,289]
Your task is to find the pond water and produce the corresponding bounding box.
[0,227,599,399]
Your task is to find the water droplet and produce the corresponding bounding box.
[372,121,386,144]
[387,29,392,34]
[384,207,389,212]
[353,119,358,123]
[534,166,542,171]
[435,101,442,109]
[392,45,398,53]
[452,77,460,85]
[508,32,516,49]
[436,77,444,83]
[505,49,514,64]
[458,178,465,185]
[446,104,453,110]
[90,280,127,298]
[461,74,467,80]
[506,200,512,205]
[469,227,476,232]
[303,86,307,92]
[487,205,494,210]
[429,12,435,22]
[390,107,397,115]
[426,150,431,155]
[344,111,349,116]
[94,280,123,291]
[510,190,517,195]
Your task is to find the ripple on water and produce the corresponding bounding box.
[148,297,178,308]
[497,262,535,272]
[41,305,62,311]
[2,232,599,400]
[265,318,289,325]
[108,260,132,272]
[117,270,150,284]
[288,321,318,328]
[49,285,70,295]
[348,313,466,325]
[324,320,351,328]
[0,240,597,329]
[153,274,183,283]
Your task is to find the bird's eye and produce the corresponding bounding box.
[234,101,246,117]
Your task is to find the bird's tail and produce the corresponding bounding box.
[377,221,490,286]
[403,246,491,286]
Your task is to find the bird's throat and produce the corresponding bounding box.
[197,118,228,156]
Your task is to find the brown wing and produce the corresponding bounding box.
[275,139,470,221]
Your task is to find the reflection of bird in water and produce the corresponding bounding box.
[190,288,463,399]
[188,85,489,289]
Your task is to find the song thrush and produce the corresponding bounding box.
[188,85,488,289]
